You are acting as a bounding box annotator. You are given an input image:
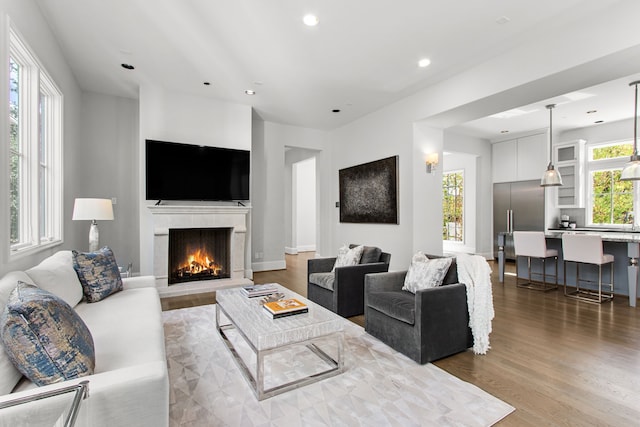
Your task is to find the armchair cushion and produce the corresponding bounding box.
[367,290,415,325]
[308,272,335,291]
[360,246,382,264]
[402,252,452,293]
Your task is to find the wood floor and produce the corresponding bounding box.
[161,252,640,426]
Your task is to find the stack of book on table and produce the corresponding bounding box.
[242,284,278,297]
[263,298,308,319]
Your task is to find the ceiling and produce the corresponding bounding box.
[451,72,640,141]
[34,0,632,133]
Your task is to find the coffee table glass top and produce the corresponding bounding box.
[216,284,343,351]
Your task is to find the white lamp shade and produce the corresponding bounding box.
[72,198,114,221]
[620,158,640,181]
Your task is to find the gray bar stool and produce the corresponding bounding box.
[561,233,614,303]
[513,231,558,291]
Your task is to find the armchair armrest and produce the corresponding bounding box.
[415,283,472,360]
[307,257,337,275]
[365,270,407,293]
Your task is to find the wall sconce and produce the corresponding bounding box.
[426,153,439,174]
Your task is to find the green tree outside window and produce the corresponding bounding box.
[442,171,463,241]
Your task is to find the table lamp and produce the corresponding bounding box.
[72,198,114,252]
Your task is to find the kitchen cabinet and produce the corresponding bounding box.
[554,139,585,207]
[492,133,547,183]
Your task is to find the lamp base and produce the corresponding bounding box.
[89,221,100,252]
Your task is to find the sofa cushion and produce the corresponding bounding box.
[73,287,165,372]
[26,250,84,308]
[360,246,382,264]
[367,290,415,325]
[73,247,123,303]
[402,252,453,293]
[0,282,95,386]
[0,272,33,395]
[332,244,364,272]
[309,272,335,291]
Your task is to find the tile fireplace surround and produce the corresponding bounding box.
[147,205,252,297]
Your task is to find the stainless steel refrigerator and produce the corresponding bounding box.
[493,180,545,260]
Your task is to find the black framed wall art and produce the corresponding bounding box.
[339,155,398,224]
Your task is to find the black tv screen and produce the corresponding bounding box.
[145,139,250,201]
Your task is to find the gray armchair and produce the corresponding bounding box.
[364,256,473,364]
[307,245,391,318]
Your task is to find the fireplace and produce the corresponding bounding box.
[168,228,231,285]
[148,205,251,296]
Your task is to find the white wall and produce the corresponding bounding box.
[294,157,316,252]
[77,92,139,270]
[138,86,252,275]
[252,121,326,271]
[0,0,85,276]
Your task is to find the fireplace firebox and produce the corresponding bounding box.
[168,228,231,285]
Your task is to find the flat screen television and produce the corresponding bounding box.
[145,139,250,201]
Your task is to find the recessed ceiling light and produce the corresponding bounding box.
[203,82,211,86]
[303,14,319,26]
[332,109,341,113]
[418,58,431,68]
[121,63,135,70]
[586,110,597,114]
[500,130,509,133]
[245,89,255,95]
[595,120,604,124]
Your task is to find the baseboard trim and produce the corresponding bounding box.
[285,247,298,255]
[252,260,287,272]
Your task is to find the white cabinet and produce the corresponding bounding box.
[554,140,586,208]
[492,132,547,183]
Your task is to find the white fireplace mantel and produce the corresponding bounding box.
[147,205,252,296]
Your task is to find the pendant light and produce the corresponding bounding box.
[541,104,563,187]
[620,80,640,181]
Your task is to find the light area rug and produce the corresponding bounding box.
[163,305,514,427]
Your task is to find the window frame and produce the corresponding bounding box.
[8,23,63,259]
[442,169,464,243]
[585,139,638,228]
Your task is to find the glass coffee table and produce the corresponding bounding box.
[216,284,345,400]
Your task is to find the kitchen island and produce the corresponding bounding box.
[497,230,639,307]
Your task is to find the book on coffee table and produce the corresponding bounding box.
[263,298,308,318]
[242,284,278,297]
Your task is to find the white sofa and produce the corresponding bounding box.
[0,251,169,427]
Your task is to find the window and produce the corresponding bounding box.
[587,141,636,226]
[8,24,63,256]
[442,170,463,242]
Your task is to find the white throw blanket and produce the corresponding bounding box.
[456,253,494,355]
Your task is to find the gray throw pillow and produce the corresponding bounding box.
[402,252,453,293]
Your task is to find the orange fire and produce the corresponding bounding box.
[178,248,222,276]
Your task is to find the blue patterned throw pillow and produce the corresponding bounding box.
[0,282,95,386]
[73,246,123,303]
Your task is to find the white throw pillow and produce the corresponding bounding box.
[332,244,365,272]
[402,252,453,293]
[26,251,84,307]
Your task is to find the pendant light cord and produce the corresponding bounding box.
[547,104,555,168]
[634,82,638,157]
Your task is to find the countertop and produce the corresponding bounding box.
[545,228,640,243]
